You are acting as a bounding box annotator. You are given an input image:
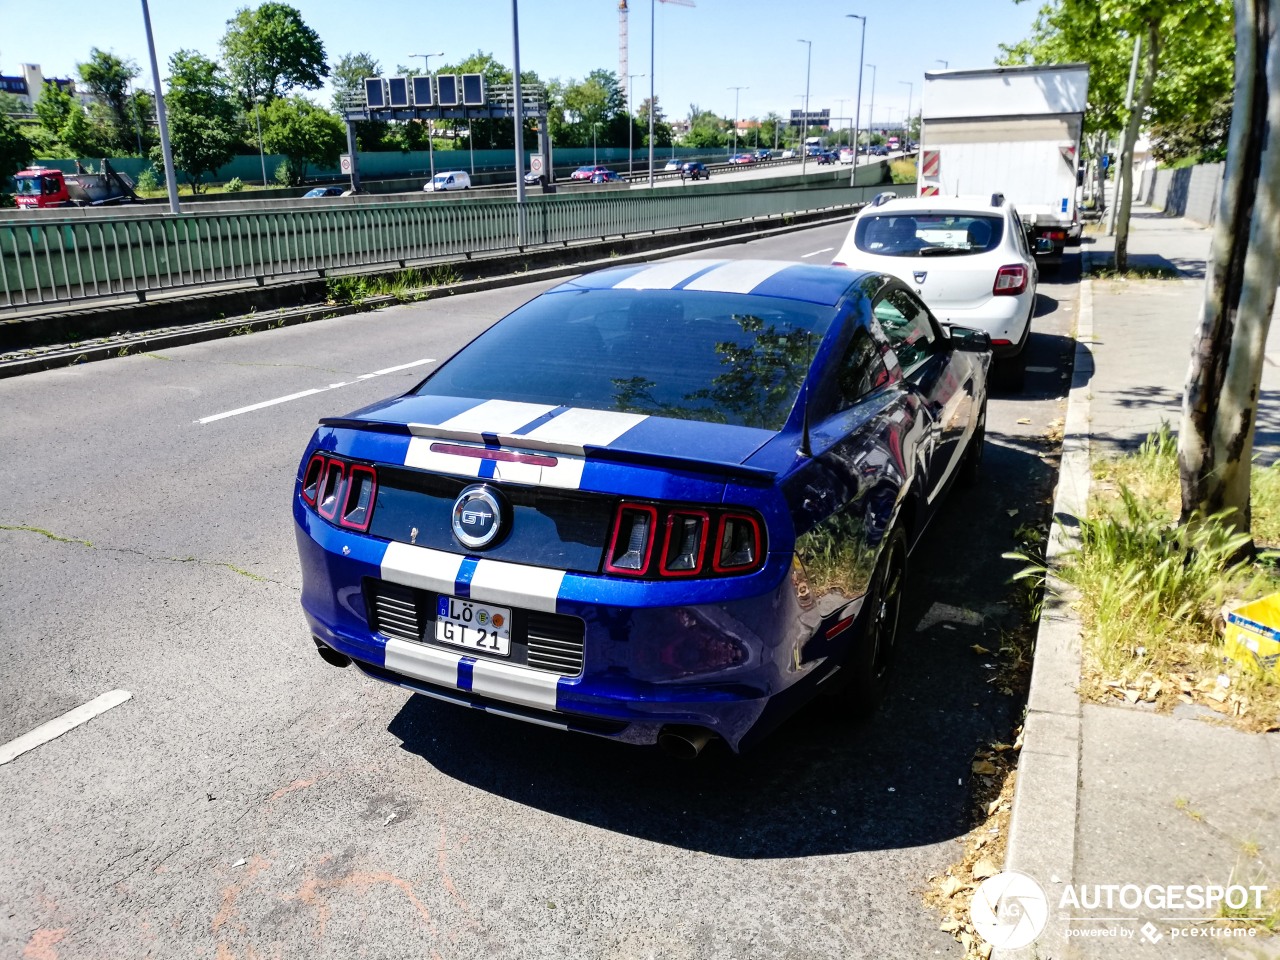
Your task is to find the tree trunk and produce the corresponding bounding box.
[1114,22,1161,271]
[1178,0,1280,538]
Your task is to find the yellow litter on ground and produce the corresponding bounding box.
[1224,593,1280,678]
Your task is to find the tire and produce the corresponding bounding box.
[841,525,908,716]
[959,399,987,486]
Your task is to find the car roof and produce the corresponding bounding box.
[553,259,872,307]
[861,194,1010,217]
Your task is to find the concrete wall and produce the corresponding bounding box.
[1138,162,1224,225]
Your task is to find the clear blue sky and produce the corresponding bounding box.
[5,0,1039,128]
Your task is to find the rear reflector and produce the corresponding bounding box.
[993,264,1028,296]
[303,454,379,531]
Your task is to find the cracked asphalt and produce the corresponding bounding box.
[0,224,1079,959]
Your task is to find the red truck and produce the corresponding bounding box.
[11,160,139,208]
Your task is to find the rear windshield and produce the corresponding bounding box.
[415,288,836,431]
[854,213,1004,258]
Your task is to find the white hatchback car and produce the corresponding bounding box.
[832,193,1038,387]
[425,171,471,192]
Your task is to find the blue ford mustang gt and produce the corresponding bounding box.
[294,259,991,755]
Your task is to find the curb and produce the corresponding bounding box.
[0,207,855,380]
[994,262,1094,960]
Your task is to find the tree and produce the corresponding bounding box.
[331,52,386,150]
[59,106,107,157]
[77,48,140,152]
[1177,0,1280,543]
[260,95,344,184]
[0,92,25,115]
[684,105,726,148]
[562,69,626,145]
[999,0,1234,269]
[221,3,328,105]
[0,111,34,191]
[33,83,74,138]
[637,97,673,147]
[162,51,242,193]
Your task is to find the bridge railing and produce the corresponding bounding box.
[1,183,873,310]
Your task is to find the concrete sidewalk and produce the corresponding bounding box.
[1001,208,1280,960]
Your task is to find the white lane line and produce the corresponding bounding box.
[801,248,834,259]
[197,358,434,424]
[0,690,133,766]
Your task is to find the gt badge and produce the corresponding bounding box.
[451,485,505,550]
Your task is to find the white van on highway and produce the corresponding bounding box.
[425,171,471,192]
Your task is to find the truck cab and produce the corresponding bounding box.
[12,169,70,208]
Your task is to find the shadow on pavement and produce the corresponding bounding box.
[386,438,1055,860]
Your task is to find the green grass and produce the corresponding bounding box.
[1064,426,1280,716]
[324,265,462,306]
[889,158,917,185]
[1090,259,1181,281]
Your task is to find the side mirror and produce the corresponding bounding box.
[947,325,992,352]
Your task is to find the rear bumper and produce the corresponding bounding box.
[296,509,840,752]
[937,294,1033,357]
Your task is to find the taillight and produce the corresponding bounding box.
[606,502,764,578]
[832,260,848,267]
[714,513,763,573]
[340,464,378,531]
[659,510,710,577]
[316,460,346,520]
[304,454,379,531]
[605,504,658,574]
[1044,230,1066,241]
[993,264,1028,296]
[301,453,325,505]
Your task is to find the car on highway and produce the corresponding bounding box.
[664,159,682,172]
[571,165,611,181]
[425,171,471,192]
[302,186,345,198]
[832,192,1038,388]
[816,151,836,165]
[780,148,797,159]
[679,161,709,181]
[293,259,992,756]
[728,154,755,164]
[523,170,548,186]
[590,169,622,184]
[838,147,856,165]
[754,149,771,160]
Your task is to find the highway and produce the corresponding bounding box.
[0,222,1076,959]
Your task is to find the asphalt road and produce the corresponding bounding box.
[0,223,1078,960]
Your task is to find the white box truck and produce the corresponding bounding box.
[918,63,1089,267]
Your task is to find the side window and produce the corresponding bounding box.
[833,327,890,411]
[872,287,939,373]
[1009,208,1030,258]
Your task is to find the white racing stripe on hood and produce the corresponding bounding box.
[381,542,465,594]
[516,408,647,454]
[434,400,558,438]
[611,260,720,290]
[683,259,792,294]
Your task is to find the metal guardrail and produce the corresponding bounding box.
[1,184,867,310]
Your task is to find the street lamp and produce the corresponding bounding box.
[140,0,179,213]
[899,80,913,142]
[410,52,445,180]
[592,120,600,165]
[865,62,877,143]
[936,59,949,69]
[798,39,811,175]
[508,1,526,224]
[629,72,645,177]
[254,96,267,186]
[728,85,748,155]
[847,13,866,183]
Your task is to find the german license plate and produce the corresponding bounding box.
[434,595,511,656]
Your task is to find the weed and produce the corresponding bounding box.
[0,524,93,547]
[117,346,130,357]
[1004,522,1048,622]
[1090,259,1180,281]
[889,158,917,185]
[230,325,254,336]
[427,264,461,287]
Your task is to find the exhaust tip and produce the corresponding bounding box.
[658,725,714,759]
[313,637,351,668]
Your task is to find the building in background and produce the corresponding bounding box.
[0,64,88,109]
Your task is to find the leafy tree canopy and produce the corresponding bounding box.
[260,95,344,184]
[221,2,329,104]
[162,50,242,192]
[77,48,140,152]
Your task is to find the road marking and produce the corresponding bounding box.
[197,358,434,424]
[1026,365,1057,373]
[0,690,133,766]
[801,248,834,258]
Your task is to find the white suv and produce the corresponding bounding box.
[833,193,1038,388]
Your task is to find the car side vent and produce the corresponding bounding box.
[370,581,424,642]
[525,612,586,676]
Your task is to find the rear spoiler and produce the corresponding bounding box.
[319,416,779,485]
